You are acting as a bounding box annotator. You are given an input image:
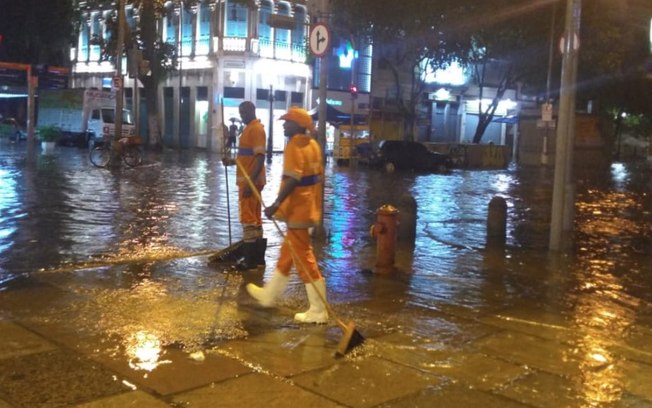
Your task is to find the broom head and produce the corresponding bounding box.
[207,240,244,265]
[335,321,365,357]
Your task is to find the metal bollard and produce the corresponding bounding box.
[486,196,507,247]
[370,204,399,272]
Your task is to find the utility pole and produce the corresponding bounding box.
[27,66,37,157]
[178,1,184,147]
[549,0,581,251]
[113,0,126,164]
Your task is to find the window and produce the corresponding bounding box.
[102,11,113,45]
[291,92,303,104]
[274,90,287,102]
[291,6,307,50]
[90,13,101,61]
[259,1,273,43]
[356,43,373,93]
[165,8,176,45]
[224,87,245,99]
[180,7,192,56]
[79,21,89,60]
[275,2,291,45]
[101,109,115,123]
[225,0,248,38]
[256,88,270,101]
[197,2,211,55]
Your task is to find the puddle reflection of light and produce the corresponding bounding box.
[328,174,362,259]
[572,263,635,404]
[590,352,608,364]
[126,330,166,372]
[610,163,629,189]
[492,174,513,194]
[0,168,18,254]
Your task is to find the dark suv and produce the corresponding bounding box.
[365,140,452,173]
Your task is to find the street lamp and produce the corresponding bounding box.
[263,68,278,163]
[267,85,274,162]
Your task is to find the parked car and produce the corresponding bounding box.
[0,117,27,141]
[364,140,453,173]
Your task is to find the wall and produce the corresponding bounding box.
[519,111,608,167]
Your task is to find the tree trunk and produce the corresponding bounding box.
[137,0,164,150]
[141,76,163,150]
[472,64,512,144]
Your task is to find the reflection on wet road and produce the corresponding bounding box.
[1,142,652,406]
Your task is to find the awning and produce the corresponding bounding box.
[310,104,367,127]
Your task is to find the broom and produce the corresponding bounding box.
[208,98,242,266]
[235,159,365,356]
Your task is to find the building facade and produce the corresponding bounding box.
[72,0,312,153]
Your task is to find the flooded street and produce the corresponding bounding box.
[1,140,652,407]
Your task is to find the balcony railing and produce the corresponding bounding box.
[223,37,247,52]
[253,38,307,63]
[73,35,307,72]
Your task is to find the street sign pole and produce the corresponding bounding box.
[309,0,331,233]
[310,20,331,163]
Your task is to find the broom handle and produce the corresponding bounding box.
[221,97,232,245]
[224,161,232,245]
[234,159,344,325]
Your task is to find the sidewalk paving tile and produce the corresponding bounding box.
[478,306,572,342]
[75,390,170,407]
[0,349,130,407]
[0,321,57,360]
[475,330,582,377]
[376,383,531,408]
[494,370,585,408]
[173,372,345,408]
[291,356,441,408]
[216,327,343,378]
[620,359,652,400]
[92,346,253,397]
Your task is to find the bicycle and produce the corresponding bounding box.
[89,136,143,168]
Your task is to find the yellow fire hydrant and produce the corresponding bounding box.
[370,204,399,272]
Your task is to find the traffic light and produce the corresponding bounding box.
[349,83,358,99]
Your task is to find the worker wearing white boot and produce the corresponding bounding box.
[246,107,327,324]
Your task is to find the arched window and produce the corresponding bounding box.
[90,12,101,61]
[197,1,211,55]
[225,0,248,38]
[276,2,290,45]
[259,0,273,43]
[291,6,306,50]
[102,10,113,45]
[180,6,192,56]
[164,5,176,46]
[79,16,90,61]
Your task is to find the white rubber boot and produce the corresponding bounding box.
[294,279,329,324]
[246,269,289,307]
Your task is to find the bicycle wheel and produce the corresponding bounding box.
[89,144,111,168]
[122,145,142,167]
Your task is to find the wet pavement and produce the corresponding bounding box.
[1,139,652,407]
